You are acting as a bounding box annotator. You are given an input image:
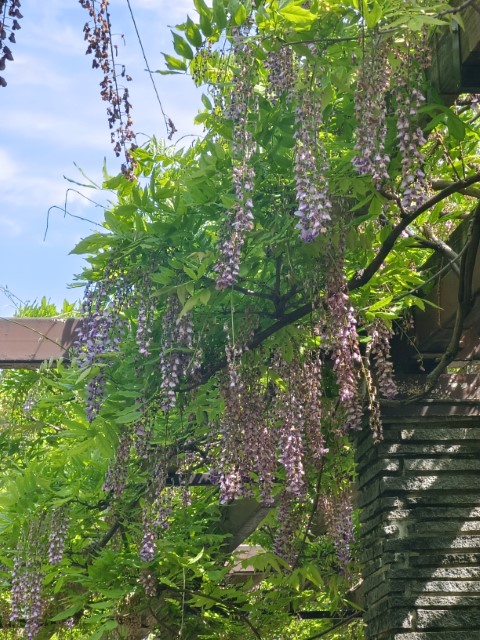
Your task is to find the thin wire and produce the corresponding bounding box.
[125,0,171,135]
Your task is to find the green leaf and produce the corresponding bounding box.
[213,0,227,29]
[188,548,204,564]
[179,289,211,318]
[162,53,187,72]
[363,0,382,29]
[200,12,214,37]
[51,603,84,622]
[69,233,108,255]
[201,94,212,110]
[278,4,316,24]
[233,3,248,25]
[194,0,210,17]
[185,17,203,47]
[368,296,393,312]
[172,32,194,59]
[446,113,466,141]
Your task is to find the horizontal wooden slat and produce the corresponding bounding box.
[0,318,81,368]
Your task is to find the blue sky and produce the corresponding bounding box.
[0,0,200,315]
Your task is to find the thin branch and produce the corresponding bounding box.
[305,611,362,640]
[404,226,461,277]
[436,0,480,17]
[431,179,480,199]
[391,243,467,303]
[168,586,263,639]
[383,202,480,406]
[349,171,480,290]
[125,0,172,137]
[425,202,480,389]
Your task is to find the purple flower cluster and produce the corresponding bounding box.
[352,42,390,184]
[215,27,256,289]
[368,320,397,399]
[0,0,23,88]
[218,340,250,503]
[265,45,295,103]
[23,382,39,415]
[139,524,156,563]
[293,53,332,242]
[140,491,173,561]
[11,521,45,639]
[321,489,355,573]
[103,431,132,498]
[302,352,329,462]
[79,0,137,179]
[158,296,198,412]
[273,491,299,565]
[136,292,156,357]
[217,330,279,505]
[274,356,306,498]
[139,460,171,561]
[393,46,427,211]
[325,263,363,432]
[48,506,69,565]
[76,277,129,422]
[140,569,157,597]
[133,397,153,458]
[365,365,383,442]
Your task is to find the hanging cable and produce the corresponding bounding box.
[125,0,176,138]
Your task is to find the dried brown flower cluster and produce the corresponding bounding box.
[79,0,137,178]
[0,0,23,87]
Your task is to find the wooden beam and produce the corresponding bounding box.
[0,318,80,369]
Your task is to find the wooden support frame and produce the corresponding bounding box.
[429,2,480,100]
[0,318,80,368]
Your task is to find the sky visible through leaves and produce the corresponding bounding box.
[0,0,200,315]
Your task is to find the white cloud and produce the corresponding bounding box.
[0,149,20,184]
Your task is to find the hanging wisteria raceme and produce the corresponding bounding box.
[103,430,132,498]
[76,274,130,422]
[139,569,157,598]
[78,0,137,179]
[218,341,277,504]
[273,355,306,498]
[133,396,153,458]
[364,362,383,442]
[158,295,199,412]
[293,47,332,242]
[321,488,355,574]
[48,506,69,566]
[324,250,363,432]
[0,0,23,87]
[214,26,256,289]
[264,43,295,104]
[11,519,46,639]
[23,380,40,415]
[217,336,249,503]
[393,36,429,211]
[301,348,329,463]
[273,491,299,565]
[352,39,391,185]
[139,466,172,562]
[368,319,397,400]
[136,292,156,357]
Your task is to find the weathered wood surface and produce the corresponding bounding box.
[357,381,480,639]
[0,318,80,368]
[429,2,480,98]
